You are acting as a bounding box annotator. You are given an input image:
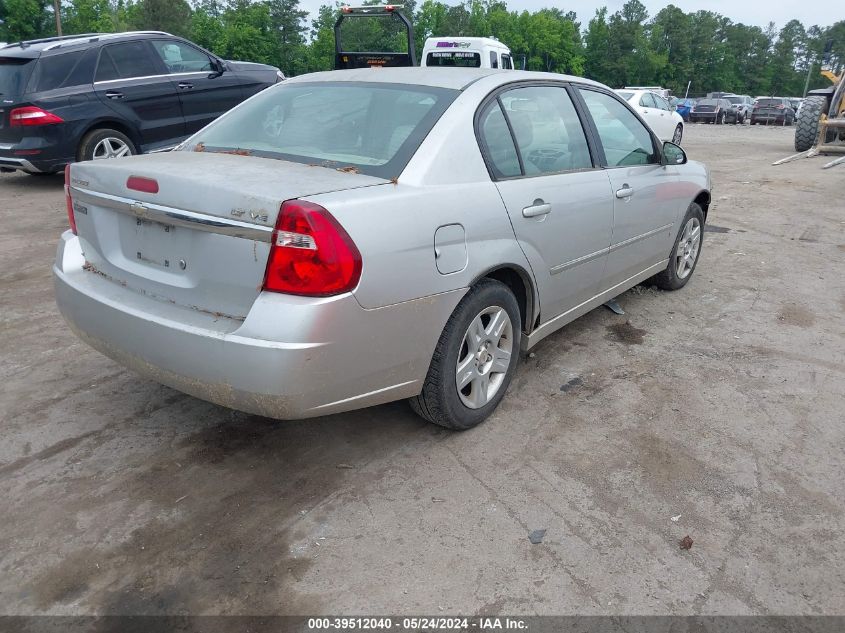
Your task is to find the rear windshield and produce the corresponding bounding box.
[757,98,782,106]
[0,57,35,97]
[725,96,744,104]
[697,99,717,106]
[187,81,457,179]
[426,51,481,67]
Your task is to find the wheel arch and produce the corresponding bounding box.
[473,264,538,334]
[693,190,711,220]
[78,119,142,154]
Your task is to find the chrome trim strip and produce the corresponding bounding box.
[608,223,673,252]
[70,186,273,242]
[548,224,673,276]
[94,72,211,86]
[0,143,14,150]
[550,247,609,275]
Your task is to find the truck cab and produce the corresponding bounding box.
[420,37,513,70]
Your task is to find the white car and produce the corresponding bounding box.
[616,89,685,144]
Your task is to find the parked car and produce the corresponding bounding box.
[55,68,711,430]
[671,97,696,122]
[689,98,732,124]
[615,89,685,143]
[421,37,514,69]
[750,97,796,125]
[0,31,284,175]
[723,94,754,123]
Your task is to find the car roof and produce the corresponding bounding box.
[0,31,172,57]
[287,67,606,91]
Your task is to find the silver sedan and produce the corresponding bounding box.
[54,68,710,430]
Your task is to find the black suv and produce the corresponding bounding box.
[0,31,283,174]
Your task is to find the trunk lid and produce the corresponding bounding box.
[69,151,388,318]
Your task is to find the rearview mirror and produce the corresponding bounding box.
[663,141,687,165]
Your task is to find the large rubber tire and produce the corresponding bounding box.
[410,279,521,430]
[649,203,705,291]
[77,128,136,162]
[794,96,831,152]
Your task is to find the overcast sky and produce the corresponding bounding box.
[300,0,837,31]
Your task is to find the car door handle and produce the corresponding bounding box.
[105,91,123,99]
[615,184,634,199]
[522,201,552,218]
[178,82,194,90]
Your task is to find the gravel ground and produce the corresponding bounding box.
[0,123,843,616]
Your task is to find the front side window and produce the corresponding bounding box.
[152,40,214,73]
[498,86,593,174]
[653,95,671,111]
[579,88,658,167]
[188,82,456,179]
[96,42,160,81]
[426,51,481,67]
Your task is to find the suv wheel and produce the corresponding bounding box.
[410,279,521,430]
[78,128,136,162]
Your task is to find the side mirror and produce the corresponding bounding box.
[663,141,687,165]
[210,58,226,76]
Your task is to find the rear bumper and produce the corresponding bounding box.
[54,231,464,419]
[0,140,72,174]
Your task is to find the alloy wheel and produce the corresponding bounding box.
[675,217,701,280]
[455,306,514,409]
[92,137,132,160]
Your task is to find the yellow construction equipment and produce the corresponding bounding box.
[774,67,845,169]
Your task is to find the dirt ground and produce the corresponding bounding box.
[0,124,843,616]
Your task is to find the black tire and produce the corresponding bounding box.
[410,279,521,430]
[77,128,136,162]
[672,124,683,145]
[794,96,831,152]
[649,203,705,291]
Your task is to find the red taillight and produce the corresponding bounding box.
[64,164,77,235]
[10,106,64,127]
[263,200,362,296]
[776,104,785,109]
[127,176,159,194]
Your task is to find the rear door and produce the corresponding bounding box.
[478,83,614,320]
[576,87,682,287]
[149,38,245,135]
[93,40,185,150]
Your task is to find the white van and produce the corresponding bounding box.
[420,37,514,70]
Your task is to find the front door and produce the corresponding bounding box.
[577,88,683,287]
[150,39,245,135]
[477,84,614,321]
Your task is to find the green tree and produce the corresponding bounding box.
[130,0,192,37]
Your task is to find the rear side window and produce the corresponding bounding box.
[31,50,94,92]
[499,86,593,174]
[489,52,498,69]
[501,54,512,70]
[426,52,480,67]
[0,57,35,97]
[96,42,161,81]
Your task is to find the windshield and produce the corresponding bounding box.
[426,51,480,67]
[0,57,35,96]
[187,81,457,179]
[757,98,782,106]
